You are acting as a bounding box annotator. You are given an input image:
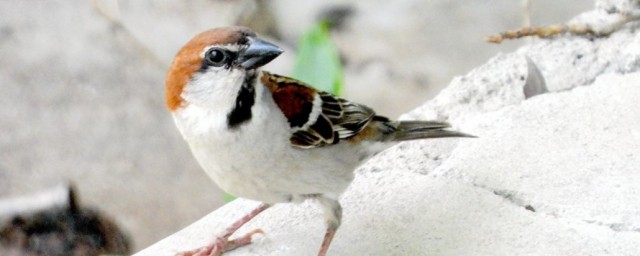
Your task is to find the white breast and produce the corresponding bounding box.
[172,85,370,203]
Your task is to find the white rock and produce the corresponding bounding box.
[136,4,640,256]
[438,72,640,233]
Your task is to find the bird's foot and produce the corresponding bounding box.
[176,229,264,256]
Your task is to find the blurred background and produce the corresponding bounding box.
[0,0,590,252]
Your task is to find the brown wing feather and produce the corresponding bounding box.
[261,71,376,148]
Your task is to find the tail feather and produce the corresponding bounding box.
[392,121,476,141]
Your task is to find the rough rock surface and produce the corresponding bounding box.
[137,2,640,255]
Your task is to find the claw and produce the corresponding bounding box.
[175,228,265,256]
[175,203,271,256]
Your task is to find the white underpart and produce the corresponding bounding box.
[173,72,396,204]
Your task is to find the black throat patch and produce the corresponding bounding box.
[227,71,257,129]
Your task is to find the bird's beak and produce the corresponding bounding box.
[237,38,283,69]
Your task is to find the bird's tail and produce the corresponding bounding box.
[391,120,475,141]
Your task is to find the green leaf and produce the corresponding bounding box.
[224,193,235,202]
[292,21,344,95]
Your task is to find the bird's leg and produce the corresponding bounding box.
[316,197,342,256]
[176,203,271,256]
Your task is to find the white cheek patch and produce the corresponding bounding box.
[183,68,246,112]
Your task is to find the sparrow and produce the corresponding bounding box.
[166,26,472,256]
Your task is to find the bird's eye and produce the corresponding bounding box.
[204,49,228,67]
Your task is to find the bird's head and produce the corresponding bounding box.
[165,26,283,112]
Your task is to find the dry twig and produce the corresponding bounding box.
[487,9,640,43]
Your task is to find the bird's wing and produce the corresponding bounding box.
[260,71,376,148]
